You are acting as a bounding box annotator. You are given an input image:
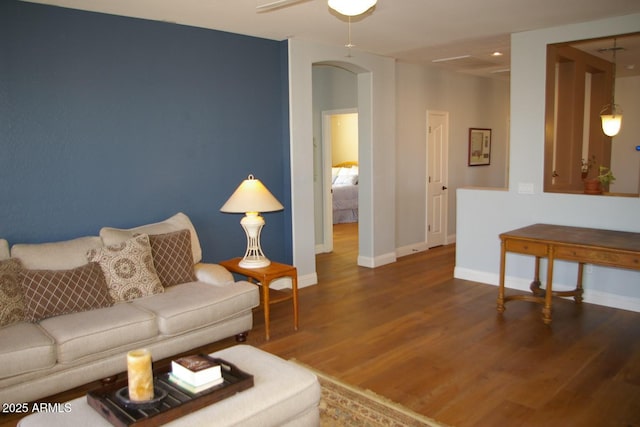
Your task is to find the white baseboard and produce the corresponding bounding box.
[396,242,428,258]
[318,235,456,262]
[270,272,318,290]
[315,243,328,254]
[357,252,396,268]
[396,234,456,259]
[454,267,640,313]
[298,272,318,288]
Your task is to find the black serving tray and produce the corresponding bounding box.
[87,356,254,427]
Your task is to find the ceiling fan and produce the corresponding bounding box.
[257,0,377,54]
[256,0,377,15]
[256,0,311,13]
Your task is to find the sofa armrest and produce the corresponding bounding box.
[194,263,235,286]
[0,239,9,261]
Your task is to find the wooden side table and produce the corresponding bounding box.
[219,258,298,340]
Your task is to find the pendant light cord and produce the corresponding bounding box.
[611,38,617,113]
[345,16,354,57]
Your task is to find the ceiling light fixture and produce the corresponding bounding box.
[328,0,377,57]
[431,55,471,63]
[599,38,623,137]
[328,0,377,16]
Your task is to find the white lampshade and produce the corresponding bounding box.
[220,175,283,268]
[220,175,284,214]
[600,114,622,137]
[328,0,377,16]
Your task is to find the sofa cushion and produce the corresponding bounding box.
[0,323,55,378]
[11,236,103,270]
[100,212,202,263]
[88,234,163,302]
[147,230,197,288]
[38,303,158,364]
[20,262,114,322]
[131,281,259,336]
[0,239,9,261]
[0,258,26,327]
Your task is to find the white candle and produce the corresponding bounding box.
[127,349,154,401]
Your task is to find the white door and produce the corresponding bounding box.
[426,111,449,248]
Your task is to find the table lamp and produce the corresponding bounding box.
[220,174,284,268]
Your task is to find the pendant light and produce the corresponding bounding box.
[600,38,623,137]
[345,16,355,57]
[328,0,377,16]
[328,0,377,56]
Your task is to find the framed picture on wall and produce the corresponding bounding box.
[468,128,491,166]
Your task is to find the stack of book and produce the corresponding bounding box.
[169,354,223,394]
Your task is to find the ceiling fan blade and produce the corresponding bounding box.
[256,0,308,13]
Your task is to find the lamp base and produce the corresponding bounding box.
[239,256,271,269]
[238,213,271,269]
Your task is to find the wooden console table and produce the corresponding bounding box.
[219,258,298,340]
[497,224,640,324]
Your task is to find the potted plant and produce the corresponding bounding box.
[584,165,616,194]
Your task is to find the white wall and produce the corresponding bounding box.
[456,14,640,312]
[298,46,511,278]
[331,114,359,164]
[395,63,510,252]
[611,75,640,194]
[288,39,396,286]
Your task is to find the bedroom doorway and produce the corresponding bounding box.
[322,109,359,253]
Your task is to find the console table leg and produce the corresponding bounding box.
[542,305,552,325]
[575,263,585,303]
[530,256,545,296]
[497,241,506,313]
[542,249,555,325]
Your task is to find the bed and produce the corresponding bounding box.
[331,162,359,224]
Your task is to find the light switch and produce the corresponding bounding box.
[518,183,534,194]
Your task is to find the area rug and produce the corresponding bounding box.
[292,361,448,427]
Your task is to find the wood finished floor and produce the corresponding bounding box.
[2,222,639,426]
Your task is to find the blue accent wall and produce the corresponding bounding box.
[0,1,291,263]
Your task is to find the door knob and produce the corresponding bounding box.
[442,186,448,190]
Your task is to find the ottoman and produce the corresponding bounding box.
[18,345,320,427]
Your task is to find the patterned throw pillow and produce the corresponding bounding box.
[20,262,114,322]
[88,234,163,302]
[147,229,197,288]
[0,258,26,327]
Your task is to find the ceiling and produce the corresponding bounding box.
[572,34,640,78]
[23,0,640,80]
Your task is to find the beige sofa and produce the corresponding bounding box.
[0,213,259,405]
